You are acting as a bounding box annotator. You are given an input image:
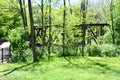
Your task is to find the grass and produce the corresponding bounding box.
[0,57,120,80]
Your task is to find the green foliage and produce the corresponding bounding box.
[0,0,22,29]
[86,43,120,57]
[115,17,120,45]
[114,0,120,45]
[97,31,112,44]
[100,44,120,57]
[51,45,62,57]
[86,43,102,57]
[0,27,8,38]
[6,27,29,62]
[63,47,79,56]
[36,47,48,59]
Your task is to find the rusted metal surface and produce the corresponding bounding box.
[79,23,110,27]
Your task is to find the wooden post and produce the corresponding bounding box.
[82,25,86,56]
[96,26,98,37]
[9,45,11,62]
[100,26,104,36]
[81,0,86,57]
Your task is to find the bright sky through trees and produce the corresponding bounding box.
[60,0,98,5]
[30,0,99,6]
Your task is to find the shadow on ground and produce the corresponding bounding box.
[86,57,120,74]
[62,57,120,75]
[0,62,40,76]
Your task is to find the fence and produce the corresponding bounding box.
[0,42,11,63]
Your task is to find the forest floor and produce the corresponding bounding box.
[0,57,120,80]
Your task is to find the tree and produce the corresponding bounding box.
[28,0,38,62]
[68,0,72,14]
[23,0,27,27]
[114,0,120,44]
[48,0,52,60]
[63,0,66,57]
[18,0,27,28]
[0,0,22,29]
[110,0,115,44]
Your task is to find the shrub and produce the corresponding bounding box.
[85,43,120,57]
[0,26,8,38]
[50,44,77,57]
[57,46,79,57]
[6,27,29,62]
[36,47,48,59]
[100,44,120,57]
[86,43,102,57]
[97,31,112,44]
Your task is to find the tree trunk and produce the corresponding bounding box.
[68,0,72,14]
[41,0,44,44]
[19,0,26,28]
[110,0,115,44]
[48,0,52,60]
[23,0,27,27]
[28,0,38,62]
[63,0,66,57]
[41,0,45,57]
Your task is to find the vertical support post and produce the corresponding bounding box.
[96,26,98,38]
[81,0,86,57]
[9,45,11,62]
[100,26,104,36]
[82,25,86,56]
[2,48,3,63]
